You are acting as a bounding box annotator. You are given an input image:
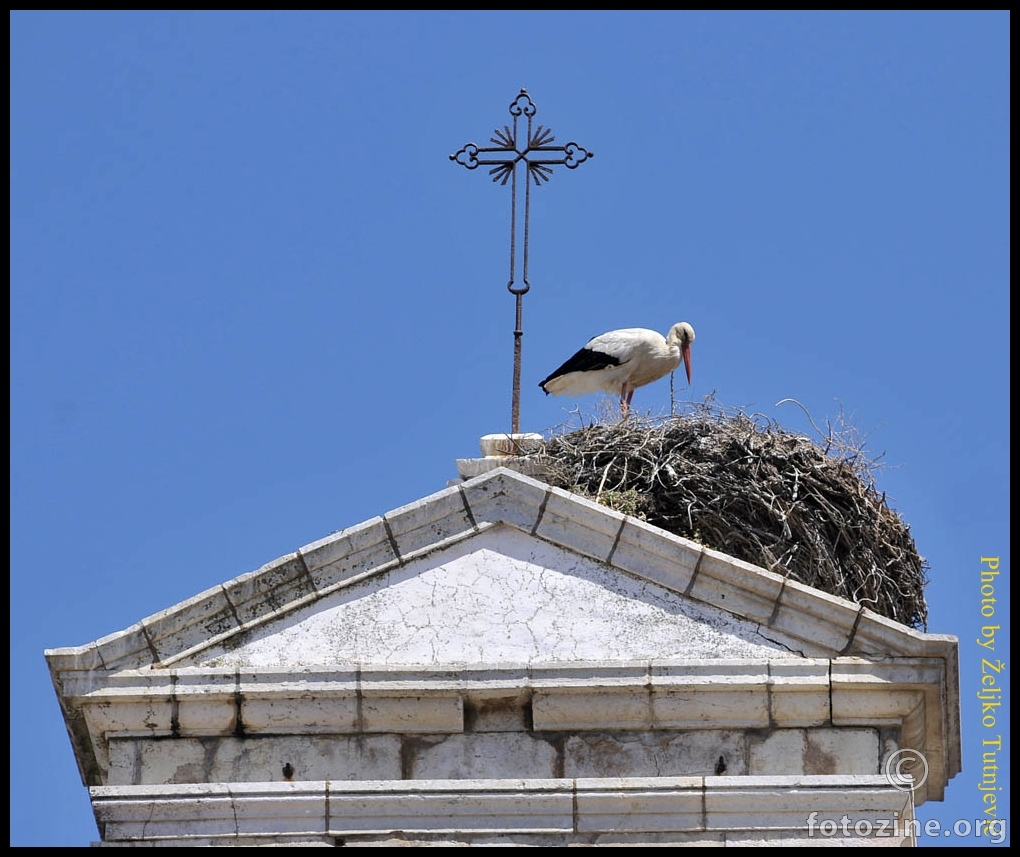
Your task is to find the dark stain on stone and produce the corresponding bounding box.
[463,693,533,733]
[804,739,838,774]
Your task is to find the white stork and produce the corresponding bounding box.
[539,322,695,418]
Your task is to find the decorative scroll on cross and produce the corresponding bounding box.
[450,88,593,434]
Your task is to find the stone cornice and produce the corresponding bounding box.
[91,775,916,844]
[58,657,952,804]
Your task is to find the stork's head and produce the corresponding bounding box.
[669,322,696,385]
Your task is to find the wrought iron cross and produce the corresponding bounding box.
[450,88,593,434]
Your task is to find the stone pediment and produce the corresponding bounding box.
[46,468,956,676]
[46,467,961,811]
[186,526,794,670]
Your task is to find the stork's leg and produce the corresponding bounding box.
[620,384,633,420]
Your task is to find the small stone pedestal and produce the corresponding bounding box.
[454,433,548,482]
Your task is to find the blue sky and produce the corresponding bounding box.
[10,11,1009,847]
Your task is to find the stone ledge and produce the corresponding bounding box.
[91,776,914,844]
[63,657,951,805]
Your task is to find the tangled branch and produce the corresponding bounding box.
[537,396,928,630]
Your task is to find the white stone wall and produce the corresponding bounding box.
[105,727,884,787]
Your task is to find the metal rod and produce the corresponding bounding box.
[450,88,593,434]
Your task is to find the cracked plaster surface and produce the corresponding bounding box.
[193,528,793,669]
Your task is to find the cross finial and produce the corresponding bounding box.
[450,88,593,434]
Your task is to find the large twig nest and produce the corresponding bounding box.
[538,396,928,630]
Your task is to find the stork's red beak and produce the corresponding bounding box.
[682,342,692,385]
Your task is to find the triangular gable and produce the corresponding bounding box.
[45,467,961,806]
[46,467,958,676]
[185,526,794,669]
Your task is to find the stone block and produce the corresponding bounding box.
[768,660,832,726]
[241,695,359,732]
[533,688,650,731]
[92,623,154,671]
[688,549,784,627]
[384,486,476,559]
[406,732,560,780]
[564,730,747,778]
[360,693,465,733]
[108,735,404,786]
[459,470,548,533]
[748,730,807,775]
[222,553,317,627]
[609,519,700,593]
[143,587,239,664]
[805,728,879,775]
[533,486,622,563]
[574,777,705,833]
[326,780,574,835]
[301,518,398,593]
[771,581,859,653]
